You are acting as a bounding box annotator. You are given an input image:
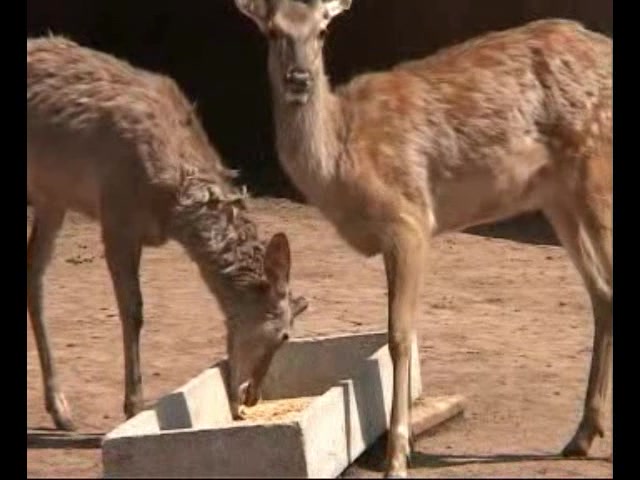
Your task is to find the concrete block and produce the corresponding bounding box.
[102,330,461,478]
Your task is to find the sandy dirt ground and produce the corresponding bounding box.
[26,199,612,478]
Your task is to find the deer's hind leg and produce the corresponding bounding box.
[27,205,75,431]
[543,161,612,457]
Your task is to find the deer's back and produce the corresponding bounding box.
[338,19,611,156]
[397,19,611,140]
[335,19,611,233]
[27,36,233,220]
[27,37,166,159]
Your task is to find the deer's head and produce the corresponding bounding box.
[235,0,352,105]
[175,176,309,418]
[225,232,308,418]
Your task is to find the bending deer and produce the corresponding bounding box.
[27,36,308,430]
[234,1,612,476]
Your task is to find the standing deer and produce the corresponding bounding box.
[27,36,308,430]
[234,0,612,476]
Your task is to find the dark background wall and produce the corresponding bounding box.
[27,0,612,243]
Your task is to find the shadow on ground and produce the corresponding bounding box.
[27,428,104,449]
[408,452,610,470]
[464,212,559,247]
[349,432,608,475]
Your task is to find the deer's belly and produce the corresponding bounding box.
[337,225,382,257]
[27,158,100,219]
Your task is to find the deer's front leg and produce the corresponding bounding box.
[383,225,426,478]
[102,214,145,420]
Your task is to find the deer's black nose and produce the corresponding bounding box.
[285,68,312,89]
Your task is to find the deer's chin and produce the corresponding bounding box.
[230,380,262,420]
[284,89,311,105]
[239,380,261,406]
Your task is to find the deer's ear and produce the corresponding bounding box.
[235,0,271,32]
[291,295,309,319]
[264,232,291,293]
[322,0,351,21]
[221,202,239,225]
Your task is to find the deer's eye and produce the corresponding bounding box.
[268,28,281,40]
[318,28,328,40]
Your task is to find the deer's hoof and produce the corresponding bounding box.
[47,392,76,431]
[384,472,408,479]
[561,437,590,458]
[52,414,76,432]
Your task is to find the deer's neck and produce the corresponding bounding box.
[272,72,344,202]
[169,205,264,320]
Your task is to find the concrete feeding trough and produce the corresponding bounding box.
[102,331,464,478]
